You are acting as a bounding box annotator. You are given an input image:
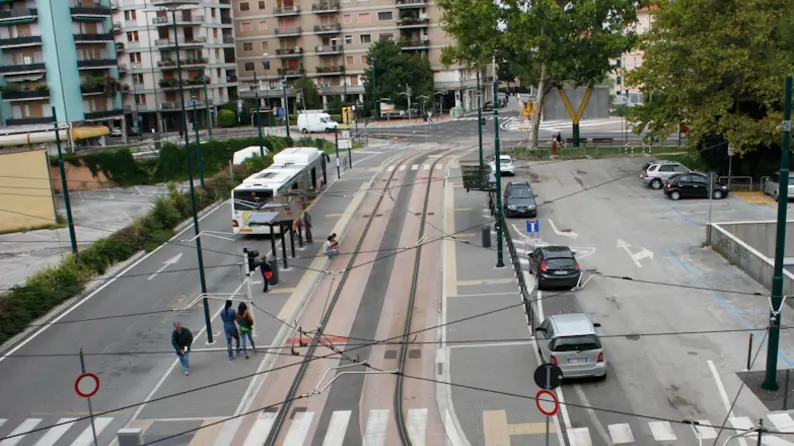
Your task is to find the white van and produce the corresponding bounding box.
[297,113,338,134]
[232,146,269,165]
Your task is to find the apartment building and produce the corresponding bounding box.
[0,0,124,144]
[113,0,239,134]
[232,0,489,113]
[609,6,653,107]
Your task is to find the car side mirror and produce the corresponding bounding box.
[593,322,601,328]
[534,326,544,332]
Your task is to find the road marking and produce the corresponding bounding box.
[71,417,113,446]
[322,410,351,446]
[268,287,297,295]
[455,208,473,212]
[399,165,407,171]
[455,233,476,238]
[435,164,443,170]
[769,413,794,433]
[147,252,183,280]
[325,213,344,217]
[407,409,427,446]
[387,166,395,172]
[424,164,431,170]
[572,384,612,444]
[616,238,654,268]
[448,291,520,298]
[243,412,276,446]
[548,219,578,239]
[283,411,313,446]
[188,420,222,446]
[457,278,515,286]
[363,409,389,446]
[648,421,676,441]
[33,418,77,446]
[0,418,42,446]
[707,359,748,445]
[482,411,510,446]
[508,422,555,435]
[568,427,592,446]
[695,420,718,439]
[412,164,419,170]
[607,423,634,443]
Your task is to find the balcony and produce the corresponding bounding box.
[275,26,302,37]
[74,32,115,43]
[155,37,207,48]
[316,65,343,75]
[396,0,427,7]
[397,16,429,27]
[276,47,302,58]
[311,1,339,13]
[6,116,50,126]
[317,44,343,55]
[399,39,429,50]
[158,76,208,89]
[116,42,124,52]
[158,57,208,68]
[313,23,340,34]
[151,15,205,26]
[273,6,300,16]
[85,109,124,120]
[77,59,117,68]
[70,3,112,17]
[277,67,304,77]
[1,86,49,101]
[226,75,238,82]
[80,85,105,94]
[0,63,46,75]
[0,8,38,22]
[151,0,201,5]
[118,63,128,73]
[222,34,234,44]
[160,102,179,110]
[0,35,41,48]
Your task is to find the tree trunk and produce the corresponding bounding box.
[530,62,548,149]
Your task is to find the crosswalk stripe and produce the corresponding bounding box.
[363,409,389,446]
[34,418,77,446]
[607,423,635,443]
[322,410,351,446]
[283,411,313,446]
[695,420,718,439]
[769,413,794,433]
[70,417,112,446]
[568,427,592,446]
[423,164,430,170]
[243,412,276,446]
[411,164,419,170]
[434,164,442,170]
[387,166,395,172]
[648,421,676,441]
[399,165,406,171]
[730,416,755,433]
[0,418,42,446]
[407,409,427,446]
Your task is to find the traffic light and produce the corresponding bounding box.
[244,248,261,273]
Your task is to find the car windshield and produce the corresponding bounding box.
[551,334,601,352]
[509,187,532,198]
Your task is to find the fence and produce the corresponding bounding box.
[501,218,535,329]
[719,176,754,191]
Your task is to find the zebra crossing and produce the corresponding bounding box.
[386,163,445,173]
[0,417,114,446]
[454,115,498,121]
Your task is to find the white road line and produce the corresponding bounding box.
[695,420,718,439]
[607,423,634,443]
[648,421,676,441]
[568,427,592,446]
[572,385,612,444]
[387,166,395,172]
[435,164,442,170]
[730,416,754,433]
[70,417,113,446]
[708,359,749,446]
[407,409,427,446]
[363,409,389,446]
[322,410,351,446]
[283,411,314,446]
[412,164,419,170]
[768,413,794,433]
[423,164,431,170]
[0,419,42,446]
[33,418,77,446]
[399,165,407,171]
[243,412,276,446]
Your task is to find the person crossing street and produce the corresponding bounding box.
[171,321,193,376]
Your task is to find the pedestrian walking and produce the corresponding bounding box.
[303,210,313,244]
[237,302,255,359]
[220,300,242,360]
[171,321,194,376]
[259,258,272,292]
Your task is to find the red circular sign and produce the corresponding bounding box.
[75,373,100,398]
[536,389,559,416]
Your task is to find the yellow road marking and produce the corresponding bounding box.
[445,181,458,297]
[268,287,296,295]
[188,420,223,446]
[325,213,344,217]
[508,422,555,435]
[455,233,475,238]
[455,208,473,212]
[457,279,484,286]
[733,191,774,204]
[483,411,511,446]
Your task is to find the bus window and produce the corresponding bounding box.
[233,189,274,210]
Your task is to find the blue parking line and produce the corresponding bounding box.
[646,190,698,226]
[728,194,777,218]
[665,247,794,367]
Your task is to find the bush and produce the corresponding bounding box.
[218,109,237,128]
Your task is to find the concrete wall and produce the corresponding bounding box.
[714,220,794,259]
[50,164,116,193]
[543,87,611,121]
[0,149,56,232]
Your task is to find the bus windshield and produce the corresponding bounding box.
[233,188,274,210]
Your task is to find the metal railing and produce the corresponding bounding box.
[719,176,753,191]
[501,218,534,329]
[0,8,38,19]
[275,26,302,35]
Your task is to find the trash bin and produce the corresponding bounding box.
[481,225,491,248]
[268,255,280,286]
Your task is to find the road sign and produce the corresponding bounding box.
[536,390,559,416]
[533,363,563,390]
[728,144,734,156]
[338,139,351,149]
[526,219,540,233]
[75,372,100,398]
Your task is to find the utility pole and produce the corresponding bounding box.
[254,70,264,157]
[762,75,792,390]
[52,107,78,255]
[281,77,290,138]
[492,57,504,268]
[203,78,212,139]
[192,99,204,187]
[477,70,484,169]
[371,56,377,120]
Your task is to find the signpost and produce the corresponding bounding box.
[76,349,100,446]
[526,218,541,247]
[533,363,563,446]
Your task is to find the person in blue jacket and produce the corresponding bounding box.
[220,300,242,360]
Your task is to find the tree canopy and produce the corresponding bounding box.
[362,39,434,111]
[626,0,794,158]
[293,77,323,109]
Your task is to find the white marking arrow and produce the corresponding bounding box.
[147,253,183,280]
[617,239,653,268]
[548,219,578,239]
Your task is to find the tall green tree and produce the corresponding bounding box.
[627,0,794,162]
[439,0,643,147]
[362,39,434,113]
[293,76,323,109]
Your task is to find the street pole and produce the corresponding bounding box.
[492,59,504,268]
[192,99,204,188]
[254,71,264,157]
[371,56,377,120]
[763,76,792,390]
[172,8,213,344]
[477,70,484,169]
[707,172,713,241]
[203,79,212,139]
[281,77,290,138]
[334,129,340,179]
[52,107,78,255]
[728,144,734,192]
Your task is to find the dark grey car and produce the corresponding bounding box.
[503,182,537,217]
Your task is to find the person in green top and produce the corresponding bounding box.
[237,302,255,359]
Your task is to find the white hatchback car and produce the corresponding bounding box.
[489,155,515,176]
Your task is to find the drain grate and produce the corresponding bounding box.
[384,350,398,359]
[408,349,421,359]
[290,407,307,419]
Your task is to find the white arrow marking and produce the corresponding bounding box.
[147,253,183,280]
[548,219,578,239]
[616,239,653,268]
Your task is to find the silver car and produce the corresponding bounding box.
[762,172,794,201]
[643,162,690,189]
[535,313,607,380]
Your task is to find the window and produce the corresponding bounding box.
[379,33,393,40]
[126,31,139,42]
[133,73,144,84]
[346,55,353,65]
[241,22,251,32]
[259,21,268,30]
[377,11,393,20]
[261,41,269,50]
[243,42,253,51]
[344,35,352,44]
[358,13,370,23]
[239,2,250,10]
[343,14,351,24]
[616,76,622,85]
[135,94,146,105]
[659,165,674,172]
[244,62,255,71]
[124,10,136,21]
[259,0,266,8]
[360,34,371,43]
[361,55,367,64]
[616,59,622,68]
[211,9,216,17]
[129,52,141,63]
[213,28,219,38]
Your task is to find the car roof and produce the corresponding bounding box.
[548,313,595,336]
[507,181,531,188]
[540,246,574,258]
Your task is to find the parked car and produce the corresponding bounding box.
[643,162,691,189]
[489,155,515,176]
[528,245,581,290]
[110,127,122,137]
[663,172,729,200]
[502,181,537,217]
[534,313,607,380]
[761,172,794,201]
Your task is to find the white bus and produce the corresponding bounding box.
[231,147,328,235]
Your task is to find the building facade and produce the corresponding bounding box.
[113,0,239,135]
[231,0,488,113]
[609,7,653,107]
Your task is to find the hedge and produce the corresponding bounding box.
[0,136,290,346]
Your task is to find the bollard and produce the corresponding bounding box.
[268,255,280,286]
[784,370,791,410]
[482,225,492,248]
[117,428,143,446]
[297,225,304,248]
[747,333,754,371]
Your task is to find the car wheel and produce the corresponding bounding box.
[326,128,332,133]
[671,191,681,200]
[713,190,723,199]
[651,178,663,189]
[301,128,309,134]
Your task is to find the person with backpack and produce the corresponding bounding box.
[220,300,242,360]
[237,302,255,359]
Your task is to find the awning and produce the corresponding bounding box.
[247,212,281,227]
[72,126,109,141]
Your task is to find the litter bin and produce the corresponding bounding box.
[268,255,280,287]
[481,225,491,248]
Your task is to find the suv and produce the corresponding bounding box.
[502,181,536,217]
[534,313,606,380]
[643,162,690,189]
[762,173,794,202]
[664,172,728,200]
[528,245,581,289]
[489,155,515,176]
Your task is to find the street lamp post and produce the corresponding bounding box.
[371,55,377,120]
[281,77,290,138]
[192,98,204,187]
[52,108,78,255]
[476,71,484,169]
[492,57,504,268]
[203,78,212,139]
[254,61,265,157]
